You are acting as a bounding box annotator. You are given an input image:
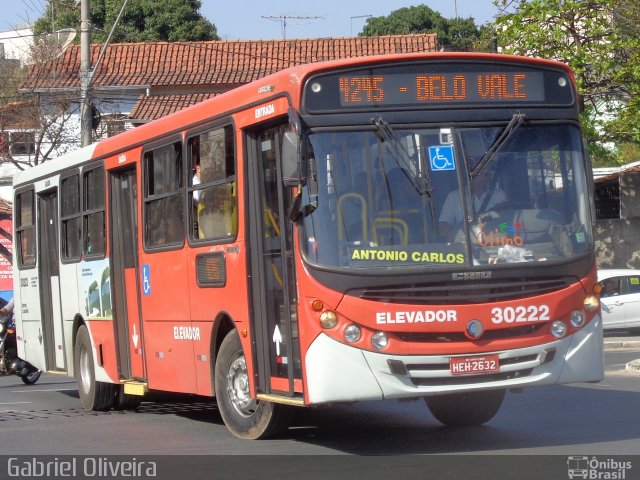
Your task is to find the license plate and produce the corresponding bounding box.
[450,354,500,376]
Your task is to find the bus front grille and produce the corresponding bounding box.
[395,323,546,343]
[350,276,574,305]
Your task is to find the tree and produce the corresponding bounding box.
[33,0,218,43]
[492,0,640,165]
[359,5,481,52]
[0,60,25,108]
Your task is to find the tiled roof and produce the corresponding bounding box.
[23,35,437,91]
[595,164,640,183]
[130,93,219,122]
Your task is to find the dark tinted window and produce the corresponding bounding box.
[16,190,36,268]
[144,142,184,248]
[61,174,82,261]
[83,166,106,257]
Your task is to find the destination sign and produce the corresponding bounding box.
[304,62,574,111]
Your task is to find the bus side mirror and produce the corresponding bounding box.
[282,131,300,187]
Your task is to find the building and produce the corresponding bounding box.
[593,162,640,268]
[20,34,438,147]
[0,24,34,66]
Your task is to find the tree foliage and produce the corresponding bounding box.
[360,5,481,52]
[0,61,25,107]
[493,0,640,165]
[33,0,218,43]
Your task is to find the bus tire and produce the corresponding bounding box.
[113,386,142,411]
[74,325,116,411]
[214,329,292,439]
[425,389,505,427]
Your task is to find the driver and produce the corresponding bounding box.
[438,167,507,239]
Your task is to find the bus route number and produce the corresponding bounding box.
[490,305,550,324]
[339,76,384,103]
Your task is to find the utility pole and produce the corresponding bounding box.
[261,15,323,40]
[80,0,92,147]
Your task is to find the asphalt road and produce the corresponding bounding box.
[1,334,639,458]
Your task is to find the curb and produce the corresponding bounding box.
[603,341,640,350]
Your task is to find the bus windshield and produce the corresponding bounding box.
[300,123,592,270]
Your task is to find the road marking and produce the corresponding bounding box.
[11,388,77,393]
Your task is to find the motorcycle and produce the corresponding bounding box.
[0,314,41,385]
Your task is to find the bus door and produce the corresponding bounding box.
[247,123,302,398]
[109,167,145,380]
[37,189,66,371]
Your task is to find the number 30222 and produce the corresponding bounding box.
[490,305,550,324]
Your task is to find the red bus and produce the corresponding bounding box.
[13,52,604,439]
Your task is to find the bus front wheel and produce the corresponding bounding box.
[214,330,291,439]
[74,325,116,411]
[425,389,505,427]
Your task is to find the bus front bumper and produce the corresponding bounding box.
[304,315,604,404]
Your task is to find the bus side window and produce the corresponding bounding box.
[143,141,185,249]
[16,189,36,268]
[188,125,236,241]
[83,166,106,257]
[61,173,82,261]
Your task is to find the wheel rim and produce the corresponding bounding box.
[226,352,258,417]
[79,345,92,395]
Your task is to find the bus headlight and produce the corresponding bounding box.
[570,310,585,328]
[343,324,361,343]
[551,321,567,338]
[319,311,338,329]
[583,295,599,313]
[0,323,4,334]
[371,332,388,350]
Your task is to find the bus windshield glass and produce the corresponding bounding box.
[299,123,592,270]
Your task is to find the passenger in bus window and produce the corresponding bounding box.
[193,162,201,201]
[438,167,507,240]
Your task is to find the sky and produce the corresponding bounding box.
[1,0,500,39]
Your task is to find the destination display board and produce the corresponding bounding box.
[303,61,574,112]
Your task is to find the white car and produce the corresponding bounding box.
[597,269,640,333]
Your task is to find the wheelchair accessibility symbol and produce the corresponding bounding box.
[429,145,456,171]
[142,264,151,296]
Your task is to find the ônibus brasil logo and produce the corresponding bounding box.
[567,456,632,480]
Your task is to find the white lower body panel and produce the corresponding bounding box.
[305,315,604,404]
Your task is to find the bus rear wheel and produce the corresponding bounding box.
[425,389,505,427]
[74,325,116,411]
[214,330,291,439]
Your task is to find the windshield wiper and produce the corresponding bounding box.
[371,115,432,195]
[471,112,525,178]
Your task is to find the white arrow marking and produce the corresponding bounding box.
[272,325,282,356]
[132,325,139,349]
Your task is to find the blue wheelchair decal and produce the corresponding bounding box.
[429,145,456,171]
[142,264,151,296]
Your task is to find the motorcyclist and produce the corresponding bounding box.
[0,298,14,320]
[0,298,40,384]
